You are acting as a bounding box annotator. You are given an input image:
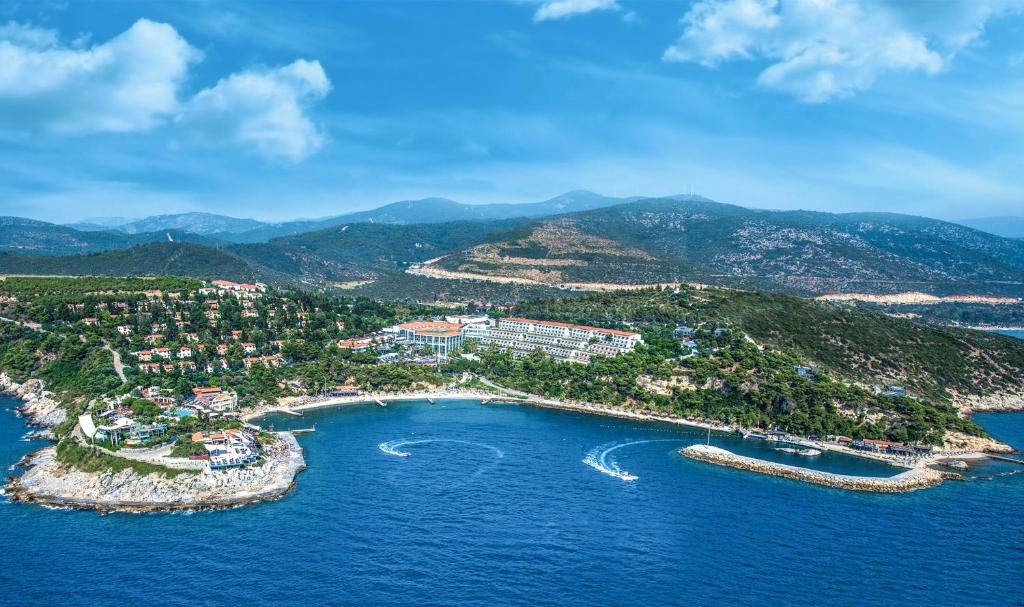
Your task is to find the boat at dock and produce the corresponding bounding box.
[773,446,822,457]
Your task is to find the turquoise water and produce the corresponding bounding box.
[995,329,1024,340]
[2,396,1023,606]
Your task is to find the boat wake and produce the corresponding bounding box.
[583,439,681,482]
[378,438,504,459]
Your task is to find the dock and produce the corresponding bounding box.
[279,408,302,417]
[374,398,387,408]
[427,397,434,404]
[291,427,316,435]
[986,453,1024,466]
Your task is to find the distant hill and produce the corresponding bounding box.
[955,216,1024,239]
[0,242,291,285]
[66,216,135,232]
[0,220,529,287]
[328,190,639,225]
[427,198,1024,296]
[0,217,222,256]
[68,212,267,236]
[58,191,639,244]
[13,196,1024,299]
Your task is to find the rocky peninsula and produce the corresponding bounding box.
[680,444,951,493]
[1,373,66,428]
[6,433,305,512]
[2,373,306,513]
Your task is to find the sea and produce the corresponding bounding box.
[1,395,1023,606]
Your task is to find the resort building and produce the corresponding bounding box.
[444,314,490,327]
[464,317,642,363]
[191,429,259,469]
[337,337,373,351]
[211,279,267,294]
[191,387,239,412]
[396,321,465,355]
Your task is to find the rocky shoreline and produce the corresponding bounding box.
[680,444,951,493]
[1,373,66,429]
[2,372,307,513]
[958,391,1024,415]
[5,433,306,512]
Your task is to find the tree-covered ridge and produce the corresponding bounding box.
[0,276,203,296]
[0,276,448,411]
[512,287,1024,405]
[466,336,979,445]
[1,276,1017,446]
[4,197,1024,299]
[421,198,1024,297]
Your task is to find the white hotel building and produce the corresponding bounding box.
[463,317,642,363]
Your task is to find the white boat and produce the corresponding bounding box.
[774,446,822,457]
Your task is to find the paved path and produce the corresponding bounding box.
[102,341,127,383]
[0,316,46,332]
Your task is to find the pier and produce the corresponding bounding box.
[291,427,316,435]
[427,397,435,404]
[279,408,302,417]
[374,398,387,408]
[986,453,1024,466]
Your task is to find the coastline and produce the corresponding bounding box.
[4,378,1020,508]
[253,385,1013,470]
[1,373,307,513]
[0,373,66,429]
[6,433,306,513]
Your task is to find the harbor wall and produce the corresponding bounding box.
[680,444,950,493]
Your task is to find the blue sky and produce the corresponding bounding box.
[0,0,1022,223]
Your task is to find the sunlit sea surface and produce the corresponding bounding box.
[2,396,1022,606]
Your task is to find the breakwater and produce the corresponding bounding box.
[680,444,950,492]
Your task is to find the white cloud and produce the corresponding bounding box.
[0,19,200,133]
[0,21,59,49]
[534,0,619,22]
[0,19,333,161]
[664,0,1024,102]
[178,60,332,162]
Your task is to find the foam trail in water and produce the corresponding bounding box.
[379,438,504,459]
[583,439,682,481]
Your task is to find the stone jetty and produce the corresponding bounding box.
[680,444,949,493]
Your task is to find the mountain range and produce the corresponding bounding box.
[3,194,1023,299]
[0,217,223,256]
[63,190,643,244]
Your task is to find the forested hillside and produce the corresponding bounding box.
[511,287,1024,408]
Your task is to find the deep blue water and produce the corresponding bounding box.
[2,396,1023,607]
[995,329,1024,340]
